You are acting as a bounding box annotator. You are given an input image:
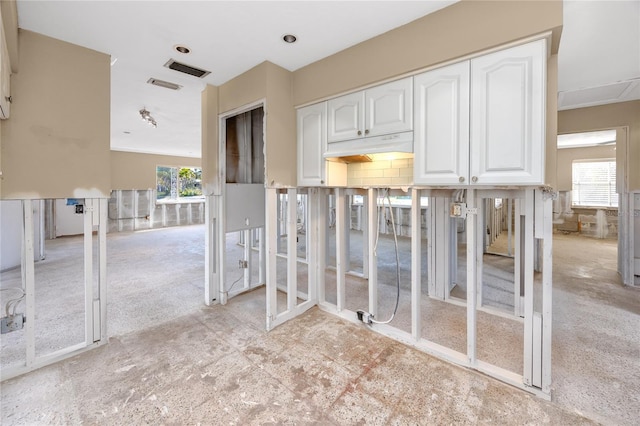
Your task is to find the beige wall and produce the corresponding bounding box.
[265,63,296,187]
[211,61,296,188]
[292,0,562,105]
[556,145,617,191]
[0,30,110,199]
[558,100,640,191]
[201,85,219,195]
[110,151,201,190]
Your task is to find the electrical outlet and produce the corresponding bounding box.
[1,314,24,334]
[356,310,373,325]
[238,260,248,269]
[450,202,467,218]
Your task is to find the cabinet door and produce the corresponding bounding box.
[413,62,470,185]
[327,91,364,143]
[297,103,327,186]
[365,77,413,137]
[470,39,546,185]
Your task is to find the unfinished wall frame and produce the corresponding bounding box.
[275,185,553,399]
[265,188,318,330]
[1,198,108,381]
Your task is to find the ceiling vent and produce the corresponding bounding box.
[163,59,211,78]
[147,78,182,90]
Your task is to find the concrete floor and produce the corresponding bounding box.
[1,225,639,424]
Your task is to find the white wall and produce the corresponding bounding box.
[0,200,44,270]
[55,199,84,237]
[0,200,22,270]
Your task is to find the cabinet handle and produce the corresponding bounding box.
[320,180,324,184]
[459,176,465,183]
[472,176,478,183]
[357,130,362,136]
[365,129,370,135]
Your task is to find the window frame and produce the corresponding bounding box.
[156,165,204,203]
[571,159,617,208]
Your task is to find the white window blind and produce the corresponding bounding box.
[572,160,617,207]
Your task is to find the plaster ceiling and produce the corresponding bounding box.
[557,0,640,111]
[14,1,640,159]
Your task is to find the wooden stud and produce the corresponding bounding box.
[266,188,278,330]
[542,192,553,394]
[84,199,94,345]
[335,188,346,311]
[367,188,378,317]
[466,189,477,365]
[523,189,535,386]
[317,190,327,304]
[411,188,422,341]
[287,188,298,310]
[98,199,108,341]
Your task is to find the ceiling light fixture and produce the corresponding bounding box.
[282,34,297,43]
[174,45,191,54]
[139,108,157,128]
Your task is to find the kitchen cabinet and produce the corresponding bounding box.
[327,77,412,143]
[297,102,346,187]
[414,61,470,185]
[414,39,546,186]
[470,39,546,185]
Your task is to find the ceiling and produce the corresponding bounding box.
[14,0,640,159]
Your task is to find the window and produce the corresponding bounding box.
[156,166,203,201]
[572,160,617,207]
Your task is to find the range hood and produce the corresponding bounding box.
[324,131,413,163]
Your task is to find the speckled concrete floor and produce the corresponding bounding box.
[1,297,596,425]
[1,226,639,425]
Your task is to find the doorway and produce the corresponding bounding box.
[556,127,633,285]
[209,103,267,306]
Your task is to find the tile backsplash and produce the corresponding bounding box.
[346,158,413,186]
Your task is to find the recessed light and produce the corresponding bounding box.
[174,45,191,54]
[282,34,297,44]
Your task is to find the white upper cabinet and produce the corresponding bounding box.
[470,39,546,185]
[297,102,347,187]
[327,92,363,143]
[365,78,413,138]
[414,61,470,185]
[297,103,327,186]
[413,38,546,186]
[327,77,412,143]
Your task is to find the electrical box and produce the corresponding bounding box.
[450,202,467,218]
[1,314,24,334]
